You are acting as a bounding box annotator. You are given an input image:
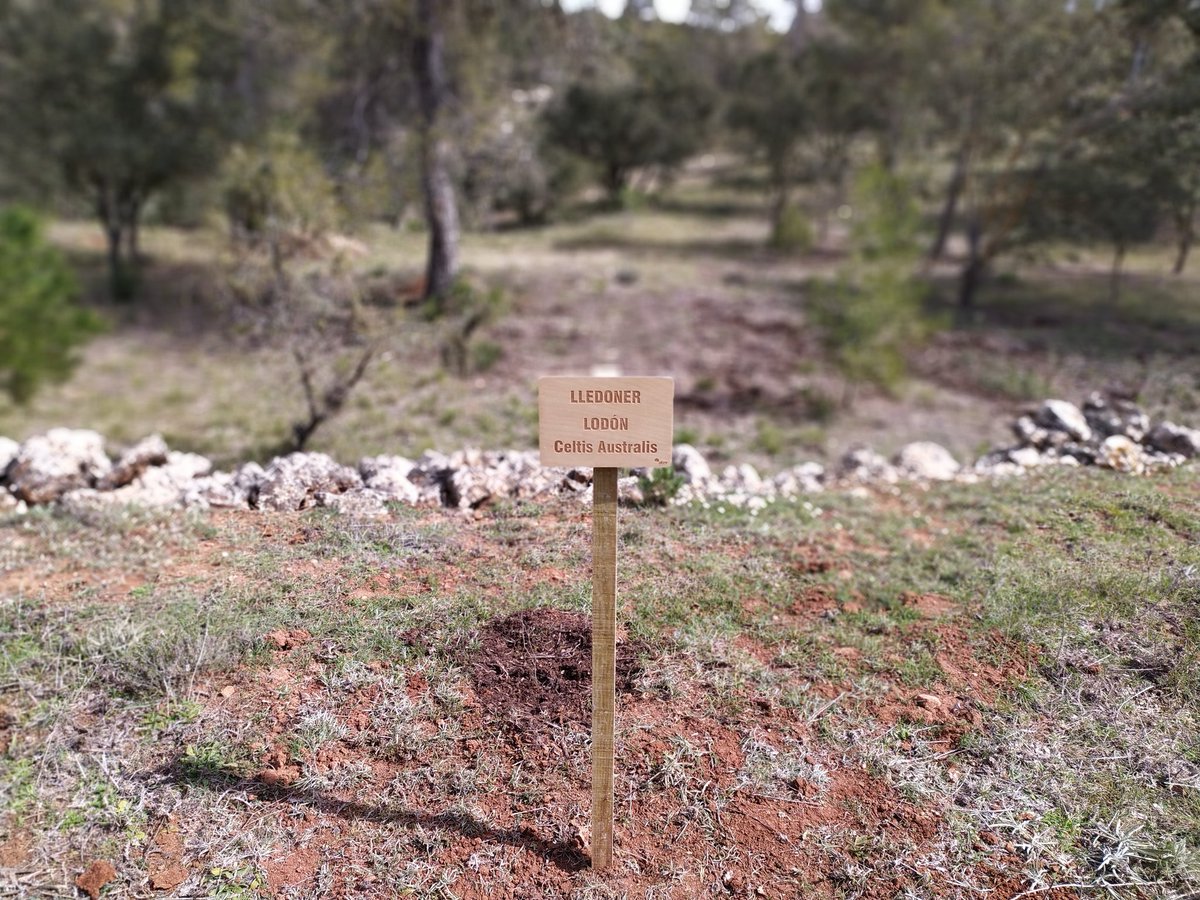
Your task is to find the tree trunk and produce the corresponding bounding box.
[95,185,129,301]
[122,194,142,265]
[1173,208,1194,275]
[1110,242,1125,304]
[605,163,625,207]
[413,0,460,305]
[929,143,968,262]
[768,155,790,246]
[957,218,985,315]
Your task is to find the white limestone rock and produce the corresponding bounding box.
[0,436,19,475]
[672,444,713,485]
[893,442,960,481]
[1034,400,1092,443]
[1097,435,1146,475]
[254,453,362,511]
[359,455,420,504]
[838,447,899,484]
[101,434,170,489]
[8,429,111,504]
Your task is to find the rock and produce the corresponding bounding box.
[617,475,644,506]
[234,461,266,494]
[672,444,712,485]
[1097,435,1146,475]
[315,487,391,518]
[1146,421,1200,459]
[973,458,1024,479]
[915,693,943,709]
[1034,400,1091,443]
[0,436,18,475]
[101,434,169,489]
[183,461,261,509]
[772,462,825,497]
[407,450,452,505]
[359,455,419,504]
[838,447,899,484]
[68,450,215,509]
[161,451,213,480]
[721,463,762,493]
[1008,446,1045,468]
[1082,392,1148,441]
[254,453,362,511]
[0,488,25,514]
[894,442,960,481]
[1059,444,1097,466]
[1011,416,1051,449]
[8,429,111,504]
[445,450,559,508]
[181,472,238,509]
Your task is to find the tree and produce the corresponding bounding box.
[1120,0,1200,273]
[728,48,809,240]
[1038,146,1160,302]
[917,0,1130,311]
[727,37,874,246]
[809,166,934,403]
[0,0,240,298]
[543,44,715,206]
[0,207,101,404]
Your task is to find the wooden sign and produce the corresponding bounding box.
[537,375,674,872]
[538,376,674,469]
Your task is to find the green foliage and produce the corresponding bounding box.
[0,207,101,404]
[809,167,934,399]
[431,279,508,378]
[727,49,808,181]
[221,132,343,243]
[0,0,241,296]
[729,39,876,241]
[771,204,814,251]
[637,467,685,507]
[543,50,715,205]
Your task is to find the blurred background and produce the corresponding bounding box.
[0,0,1197,472]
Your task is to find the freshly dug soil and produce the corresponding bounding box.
[468,608,645,743]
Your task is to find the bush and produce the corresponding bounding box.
[808,166,937,401]
[432,279,508,377]
[771,205,814,252]
[637,467,685,507]
[221,133,343,245]
[0,207,102,404]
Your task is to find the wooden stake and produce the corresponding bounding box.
[591,466,618,871]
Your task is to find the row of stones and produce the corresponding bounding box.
[0,395,1196,517]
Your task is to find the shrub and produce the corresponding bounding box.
[0,207,101,404]
[638,467,685,507]
[221,133,342,245]
[807,166,937,401]
[771,204,814,252]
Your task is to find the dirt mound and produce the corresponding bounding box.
[468,609,645,743]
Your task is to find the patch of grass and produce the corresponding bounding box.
[179,739,255,780]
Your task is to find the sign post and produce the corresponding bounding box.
[538,376,674,871]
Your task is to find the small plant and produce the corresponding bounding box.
[637,467,685,507]
[808,165,940,404]
[0,206,102,404]
[432,279,507,377]
[179,740,251,779]
[293,709,348,753]
[771,204,814,251]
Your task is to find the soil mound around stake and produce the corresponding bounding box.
[468,609,645,743]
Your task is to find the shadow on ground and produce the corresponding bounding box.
[159,763,591,873]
